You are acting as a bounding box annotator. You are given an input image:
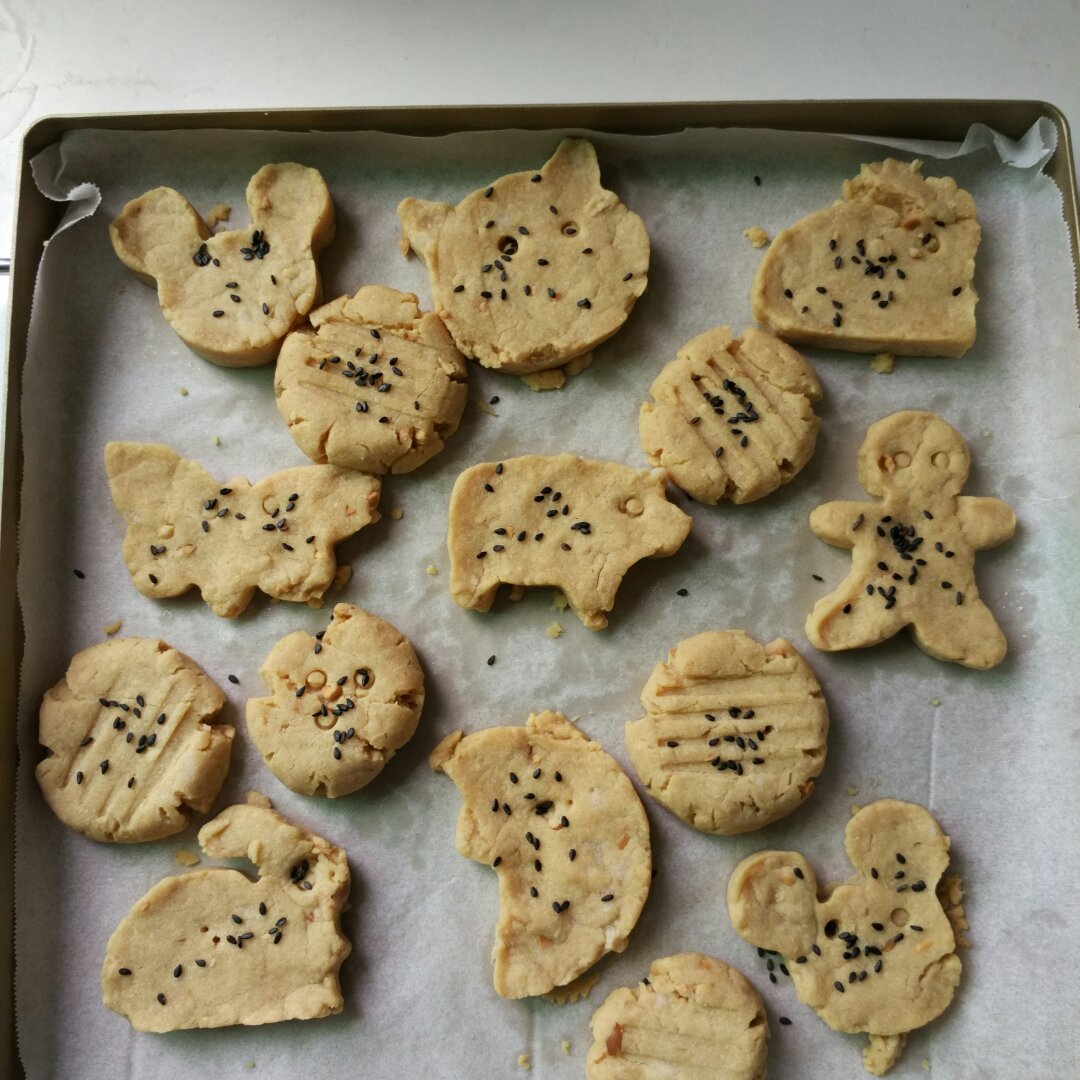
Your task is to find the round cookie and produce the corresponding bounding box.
[102,797,351,1031]
[625,630,828,835]
[110,162,335,367]
[586,953,769,1080]
[639,325,822,504]
[430,710,652,999]
[727,799,962,1076]
[247,603,424,798]
[398,138,649,376]
[275,285,468,475]
[35,637,233,843]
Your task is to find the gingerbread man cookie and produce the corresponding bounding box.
[447,454,691,630]
[106,442,380,618]
[806,411,1015,669]
[430,711,651,999]
[727,799,962,1076]
[110,163,334,367]
[752,159,980,357]
[399,139,649,377]
[102,796,351,1031]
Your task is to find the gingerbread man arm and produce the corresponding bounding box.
[956,496,1016,550]
[726,850,819,958]
[809,501,877,549]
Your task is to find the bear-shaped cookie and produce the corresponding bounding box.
[805,411,1015,669]
[105,442,380,618]
[398,139,649,377]
[727,799,961,1076]
[275,284,468,474]
[447,454,691,630]
[102,797,351,1030]
[752,159,979,357]
[430,711,652,999]
[110,163,334,367]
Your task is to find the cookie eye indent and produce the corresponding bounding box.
[890,907,909,927]
[497,236,518,257]
[561,222,579,237]
[931,452,950,469]
[893,452,912,468]
[620,497,644,517]
[306,670,327,690]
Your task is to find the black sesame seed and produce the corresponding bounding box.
[157,993,167,1005]
[487,655,496,666]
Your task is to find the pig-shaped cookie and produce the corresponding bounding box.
[727,799,962,1076]
[806,411,1015,669]
[110,163,334,367]
[447,454,692,629]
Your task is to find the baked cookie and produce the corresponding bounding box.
[110,163,334,367]
[727,799,962,1076]
[35,637,233,843]
[639,326,823,504]
[805,411,1016,669]
[752,159,980,357]
[447,454,691,630]
[430,710,651,999]
[586,953,769,1080]
[275,285,468,475]
[626,630,828,835]
[105,441,380,618]
[102,797,351,1031]
[398,138,649,376]
[247,603,424,797]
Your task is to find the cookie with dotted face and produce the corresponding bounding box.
[626,630,828,835]
[105,441,380,619]
[447,454,691,630]
[639,326,822,504]
[586,953,769,1080]
[398,138,649,376]
[727,800,961,1073]
[429,710,651,999]
[805,410,1015,669]
[110,163,335,367]
[247,603,424,798]
[752,159,980,357]
[35,638,232,843]
[275,285,468,475]
[102,798,351,1031]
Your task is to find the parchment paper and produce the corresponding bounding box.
[14,120,1080,1080]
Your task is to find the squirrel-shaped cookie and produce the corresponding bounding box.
[806,411,1015,669]
[728,800,961,1076]
[111,163,334,367]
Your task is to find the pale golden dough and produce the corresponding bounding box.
[102,799,351,1031]
[752,159,979,357]
[111,163,334,367]
[247,603,424,798]
[447,454,691,630]
[36,637,232,843]
[587,953,768,1080]
[626,630,828,835]
[105,441,380,618]
[727,799,962,1075]
[275,285,467,474]
[430,711,651,999]
[399,139,649,375]
[639,326,822,504]
[805,411,1015,669]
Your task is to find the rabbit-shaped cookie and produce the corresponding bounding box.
[111,163,334,367]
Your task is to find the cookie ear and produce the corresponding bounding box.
[844,800,950,888]
[398,197,453,263]
[541,138,601,189]
[104,441,183,515]
[198,802,308,878]
[246,162,335,255]
[110,187,210,286]
[727,851,819,957]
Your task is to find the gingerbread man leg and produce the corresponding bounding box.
[909,596,1007,669]
[807,580,908,653]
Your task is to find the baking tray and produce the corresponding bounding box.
[3,100,1077,1079]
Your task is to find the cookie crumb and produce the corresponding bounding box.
[981,429,992,438]
[426,565,439,576]
[561,1040,571,1055]
[517,1054,530,1071]
[205,203,231,228]
[211,435,221,446]
[552,591,569,612]
[245,791,273,809]
[544,969,598,1003]
[174,850,200,867]
[243,1062,255,1072]
[930,697,941,706]
[178,387,189,397]
[547,622,564,639]
[477,399,499,415]
[870,353,895,374]
[922,1060,932,1072]
[508,584,526,602]
[333,566,352,591]
[565,353,592,378]
[389,508,404,521]
[850,803,861,816]
[938,873,970,946]
[847,785,859,796]
[743,226,770,248]
[102,619,123,636]
[521,369,566,391]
